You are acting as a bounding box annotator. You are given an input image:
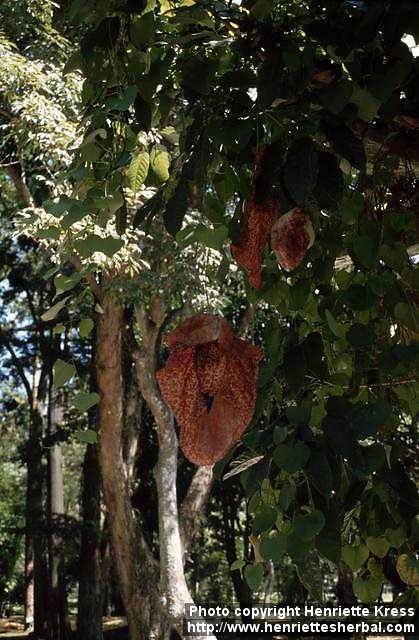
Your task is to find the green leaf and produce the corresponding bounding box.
[38,226,60,240]
[41,298,69,322]
[193,224,229,251]
[230,559,245,572]
[342,544,369,571]
[294,509,325,541]
[368,557,384,580]
[315,152,344,210]
[350,85,381,123]
[79,318,94,337]
[316,529,341,564]
[244,563,264,591]
[127,151,149,192]
[325,125,366,172]
[105,85,138,111]
[75,429,98,444]
[319,79,353,114]
[283,138,318,204]
[352,235,379,269]
[72,392,100,412]
[74,235,124,258]
[325,309,343,338]
[54,273,81,293]
[366,536,390,558]
[53,359,76,387]
[283,345,306,391]
[129,13,155,48]
[341,192,364,225]
[249,0,274,21]
[161,126,179,146]
[346,323,375,347]
[163,181,188,236]
[150,145,170,182]
[273,442,310,474]
[353,574,382,603]
[278,480,296,511]
[286,404,311,426]
[273,425,287,445]
[296,551,323,601]
[252,505,278,534]
[396,553,419,586]
[385,526,406,549]
[260,531,287,563]
[394,302,419,332]
[53,324,65,335]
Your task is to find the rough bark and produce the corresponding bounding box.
[122,355,142,482]
[24,542,34,631]
[96,292,143,640]
[26,402,48,637]
[77,443,103,640]
[48,394,72,640]
[77,332,104,640]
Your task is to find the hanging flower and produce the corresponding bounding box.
[271,207,315,272]
[231,147,279,290]
[231,197,278,289]
[156,314,262,466]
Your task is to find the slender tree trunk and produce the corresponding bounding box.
[47,393,72,640]
[77,443,103,640]
[26,402,48,637]
[96,291,143,640]
[133,303,216,640]
[221,492,252,613]
[77,333,103,640]
[24,537,34,630]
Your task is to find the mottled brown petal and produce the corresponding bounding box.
[271,207,315,272]
[231,196,278,289]
[166,314,232,348]
[156,315,262,466]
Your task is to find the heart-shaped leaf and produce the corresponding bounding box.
[342,544,369,571]
[396,553,419,586]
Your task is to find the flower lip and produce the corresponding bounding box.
[166,313,233,348]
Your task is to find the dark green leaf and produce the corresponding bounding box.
[325,125,366,171]
[283,138,318,204]
[164,181,188,236]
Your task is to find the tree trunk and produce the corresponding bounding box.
[48,394,72,640]
[24,536,34,630]
[77,332,103,640]
[221,492,252,613]
[77,442,103,640]
[26,403,48,637]
[132,303,216,640]
[96,292,143,640]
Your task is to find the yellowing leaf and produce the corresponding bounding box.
[41,297,69,322]
[127,151,149,192]
[150,144,170,182]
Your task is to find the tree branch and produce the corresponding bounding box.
[4,163,34,209]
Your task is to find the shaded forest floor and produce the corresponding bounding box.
[0,617,128,638]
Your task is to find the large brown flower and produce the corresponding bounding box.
[156,314,262,466]
[271,207,315,272]
[231,147,279,289]
[231,197,278,289]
